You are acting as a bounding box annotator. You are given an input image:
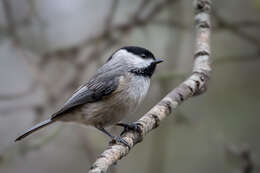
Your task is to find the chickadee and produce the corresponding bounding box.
[15,46,163,146]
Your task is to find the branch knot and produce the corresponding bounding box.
[195,0,211,13]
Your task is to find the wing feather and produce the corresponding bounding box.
[51,73,120,119]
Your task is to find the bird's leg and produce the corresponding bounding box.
[96,126,130,148]
[116,122,142,136]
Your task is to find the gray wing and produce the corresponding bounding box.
[51,73,121,120]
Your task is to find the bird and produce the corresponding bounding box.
[15,46,163,146]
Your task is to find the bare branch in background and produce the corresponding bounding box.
[3,0,180,134]
[0,0,181,167]
[0,0,179,118]
[104,0,120,31]
[50,0,179,97]
[2,0,20,44]
[88,0,211,172]
[226,144,254,173]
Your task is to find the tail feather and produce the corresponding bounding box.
[15,118,54,142]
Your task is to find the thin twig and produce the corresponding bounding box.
[88,0,212,172]
[104,0,120,31]
[2,0,20,44]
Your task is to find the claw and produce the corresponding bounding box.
[116,122,142,135]
[110,136,130,148]
[96,126,130,148]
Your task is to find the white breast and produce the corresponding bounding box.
[126,75,150,107]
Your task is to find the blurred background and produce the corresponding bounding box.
[0,0,260,173]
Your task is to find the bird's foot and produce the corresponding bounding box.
[109,136,130,148]
[96,126,131,148]
[116,122,142,136]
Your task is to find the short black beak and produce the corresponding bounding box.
[154,58,164,64]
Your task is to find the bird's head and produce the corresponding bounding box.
[107,46,163,77]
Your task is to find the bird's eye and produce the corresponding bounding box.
[140,54,146,58]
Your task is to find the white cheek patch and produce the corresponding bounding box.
[114,49,153,68]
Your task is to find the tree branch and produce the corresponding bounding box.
[88,0,212,172]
